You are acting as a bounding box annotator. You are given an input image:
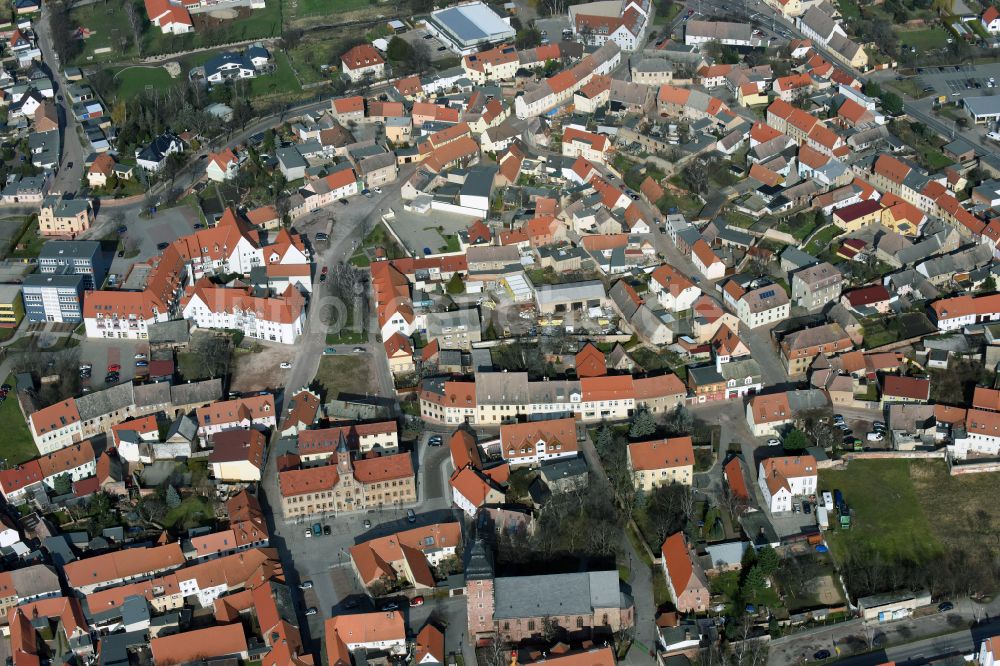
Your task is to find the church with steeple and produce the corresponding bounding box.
[276,430,417,520]
[464,528,634,646]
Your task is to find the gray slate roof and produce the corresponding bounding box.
[493,570,628,619]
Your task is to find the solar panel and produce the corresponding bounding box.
[760,289,775,299]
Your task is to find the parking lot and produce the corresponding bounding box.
[105,206,201,281]
[912,62,1000,99]
[76,337,149,389]
[397,28,457,62]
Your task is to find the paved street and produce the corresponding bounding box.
[768,598,1000,665]
[35,4,87,196]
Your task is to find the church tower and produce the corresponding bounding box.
[464,528,496,644]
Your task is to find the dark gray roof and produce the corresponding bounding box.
[134,382,171,410]
[170,379,223,407]
[493,570,627,619]
[147,319,190,344]
[538,455,588,483]
[76,383,135,421]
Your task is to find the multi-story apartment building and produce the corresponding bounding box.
[627,437,695,491]
[23,274,84,323]
[37,240,108,289]
[790,261,842,311]
[180,280,306,345]
[0,284,24,328]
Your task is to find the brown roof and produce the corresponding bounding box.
[151,623,248,665]
[628,437,694,471]
[64,543,185,589]
[881,375,929,401]
[352,451,415,483]
[208,429,265,469]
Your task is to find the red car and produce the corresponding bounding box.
[409,596,424,607]
[321,266,329,275]
[107,364,121,373]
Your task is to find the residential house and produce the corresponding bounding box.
[627,437,695,491]
[778,323,853,377]
[342,44,385,82]
[790,261,842,311]
[660,532,709,613]
[757,454,817,513]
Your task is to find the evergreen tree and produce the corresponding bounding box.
[629,408,657,439]
[166,485,181,509]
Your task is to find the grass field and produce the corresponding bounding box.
[314,355,371,399]
[111,66,178,101]
[69,3,136,63]
[249,51,302,97]
[910,462,1000,555]
[803,224,842,255]
[10,218,44,259]
[897,27,950,50]
[819,460,941,565]
[0,375,38,465]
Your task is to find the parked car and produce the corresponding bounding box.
[136,361,148,367]
[406,509,416,523]
[316,232,329,241]
[300,581,314,589]
[363,519,371,529]
[312,523,322,536]
[117,225,128,233]
[323,525,331,535]
[766,438,781,446]
[813,650,830,660]
[304,529,312,538]
[280,362,292,369]
[873,421,886,431]
[381,602,399,611]
[938,601,954,612]
[373,186,383,194]
[410,596,425,607]
[323,347,338,355]
[134,354,147,360]
[866,431,884,442]
[305,608,318,616]
[428,435,443,447]
[107,364,121,372]
[352,347,365,353]
[156,242,170,250]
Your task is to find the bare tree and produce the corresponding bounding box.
[124,1,144,57]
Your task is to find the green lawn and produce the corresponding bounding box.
[0,375,38,465]
[69,3,136,63]
[163,495,213,529]
[314,355,371,399]
[837,0,861,20]
[803,224,842,255]
[249,51,303,97]
[916,146,954,170]
[287,0,371,19]
[819,460,941,565]
[111,66,178,101]
[10,218,44,259]
[897,27,950,50]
